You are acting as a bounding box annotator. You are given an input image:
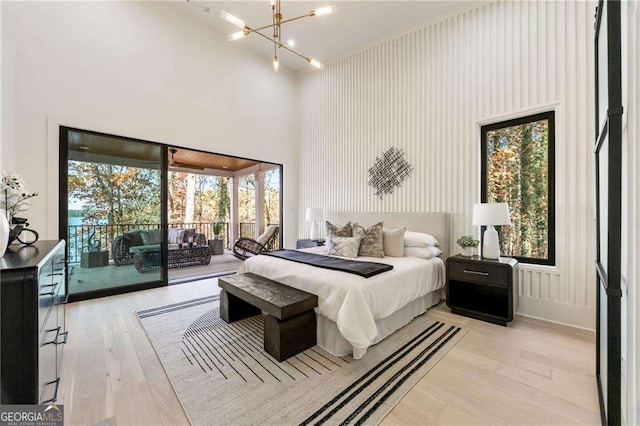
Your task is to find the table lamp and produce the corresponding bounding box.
[305,208,323,240]
[472,202,511,259]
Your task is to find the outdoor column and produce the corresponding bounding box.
[255,170,265,237]
[230,176,239,244]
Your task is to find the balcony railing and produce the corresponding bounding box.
[67,222,280,264]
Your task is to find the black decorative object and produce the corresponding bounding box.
[87,230,101,252]
[8,217,39,246]
[367,147,413,199]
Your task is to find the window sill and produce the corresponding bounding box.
[517,262,560,275]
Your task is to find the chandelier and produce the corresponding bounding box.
[220,1,336,72]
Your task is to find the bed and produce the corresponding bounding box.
[237,212,450,359]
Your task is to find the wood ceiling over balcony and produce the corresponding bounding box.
[67,130,270,173]
[170,148,258,172]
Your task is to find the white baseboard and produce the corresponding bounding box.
[517,295,595,331]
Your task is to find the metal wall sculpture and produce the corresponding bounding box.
[367,147,413,199]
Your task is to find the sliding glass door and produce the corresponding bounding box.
[59,127,167,300]
[594,1,622,423]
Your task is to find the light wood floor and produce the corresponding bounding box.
[58,279,601,425]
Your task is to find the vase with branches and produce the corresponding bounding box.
[1,172,39,223]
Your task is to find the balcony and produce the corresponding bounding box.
[67,221,280,264]
[66,221,280,294]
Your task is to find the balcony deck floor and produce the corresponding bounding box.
[68,251,243,294]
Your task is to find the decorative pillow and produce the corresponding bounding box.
[257,224,278,246]
[326,221,352,239]
[404,231,439,247]
[352,222,385,258]
[140,228,161,246]
[182,228,197,243]
[168,228,185,244]
[404,246,442,259]
[383,227,406,257]
[327,236,361,258]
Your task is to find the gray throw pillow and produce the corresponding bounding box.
[326,221,352,240]
[140,228,161,245]
[352,222,385,258]
[327,236,361,258]
[383,227,406,257]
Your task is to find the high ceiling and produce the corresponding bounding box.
[169,1,483,73]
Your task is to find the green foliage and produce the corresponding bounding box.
[68,162,160,224]
[213,222,222,235]
[457,235,479,248]
[487,119,549,259]
[70,160,281,228]
[169,169,280,225]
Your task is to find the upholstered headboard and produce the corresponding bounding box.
[335,212,450,258]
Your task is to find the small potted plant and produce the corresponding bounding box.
[456,235,479,257]
[213,222,222,240]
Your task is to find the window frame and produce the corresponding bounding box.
[480,110,556,266]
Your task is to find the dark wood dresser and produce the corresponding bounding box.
[0,240,68,404]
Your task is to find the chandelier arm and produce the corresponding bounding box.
[250,12,314,32]
[249,28,309,61]
[272,3,277,57]
[278,13,314,25]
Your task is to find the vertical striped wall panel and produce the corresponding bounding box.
[298,0,597,329]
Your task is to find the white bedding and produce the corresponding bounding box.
[237,246,446,357]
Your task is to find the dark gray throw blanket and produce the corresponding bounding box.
[261,249,393,278]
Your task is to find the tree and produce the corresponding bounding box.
[487,119,549,259]
[68,161,160,225]
[217,177,230,222]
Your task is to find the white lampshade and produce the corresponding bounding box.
[472,203,511,226]
[305,208,323,222]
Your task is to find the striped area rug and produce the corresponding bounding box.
[137,295,465,425]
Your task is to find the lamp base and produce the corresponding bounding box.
[310,222,320,240]
[482,225,500,260]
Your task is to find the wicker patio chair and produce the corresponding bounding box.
[232,225,279,260]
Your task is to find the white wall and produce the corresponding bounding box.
[298,0,596,329]
[621,0,639,423]
[0,2,299,247]
[0,0,15,176]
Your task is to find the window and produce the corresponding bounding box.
[481,111,555,265]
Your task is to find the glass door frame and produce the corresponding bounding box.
[594,0,623,423]
[59,126,169,302]
[59,126,284,302]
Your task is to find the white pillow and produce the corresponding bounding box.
[404,231,439,247]
[383,227,405,257]
[404,246,442,259]
[168,228,185,244]
[327,236,362,258]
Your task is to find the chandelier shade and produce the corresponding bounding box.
[220,0,336,72]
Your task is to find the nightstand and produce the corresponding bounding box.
[446,255,518,326]
[296,239,325,249]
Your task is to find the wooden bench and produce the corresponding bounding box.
[218,273,318,362]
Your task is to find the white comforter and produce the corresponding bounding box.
[237,247,445,355]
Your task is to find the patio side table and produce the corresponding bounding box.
[81,251,109,268]
[208,239,224,255]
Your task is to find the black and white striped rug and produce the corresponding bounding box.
[137,295,465,425]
